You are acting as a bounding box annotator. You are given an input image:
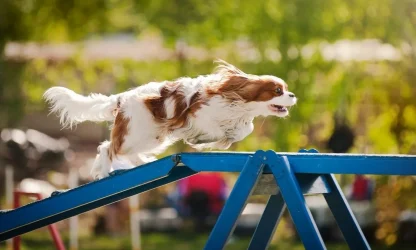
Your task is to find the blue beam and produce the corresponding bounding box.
[1,150,415,245]
[0,161,197,241]
[181,152,416,175]
[266,151,326,250]
[180,152,250,172]
[323,174,370,250]
[248,193,286,250]
[204,152,265,250]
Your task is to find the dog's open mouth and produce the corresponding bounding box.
[268,104,288,113]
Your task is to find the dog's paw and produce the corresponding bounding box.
[139,154,157,163]
[91,169,109,180]
[90,163,110,180]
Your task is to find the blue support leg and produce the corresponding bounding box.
[265,151,326,250]
[248,192,286,250]
[204,151,266,250]
[323,174,370,250]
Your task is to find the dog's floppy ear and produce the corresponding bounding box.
[209,59,254,101]
[209,61,280,102]
[218,76,280,103]
[207,73,253,102]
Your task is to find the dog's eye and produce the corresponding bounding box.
[276,87,282,94]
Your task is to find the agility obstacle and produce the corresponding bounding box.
[1,149,415,250]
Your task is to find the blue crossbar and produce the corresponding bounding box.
[0,150,415,250]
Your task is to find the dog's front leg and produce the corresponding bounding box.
[191,138,233,151]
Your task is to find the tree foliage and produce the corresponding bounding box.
[1,0,415,150]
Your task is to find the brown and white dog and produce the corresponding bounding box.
[44,60,297,179]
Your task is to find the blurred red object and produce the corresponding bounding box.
[13,191,65,250]
[179,173,228,215]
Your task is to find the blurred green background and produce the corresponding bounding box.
[0,0,415,249]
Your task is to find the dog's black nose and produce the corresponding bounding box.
[289,93,295,98]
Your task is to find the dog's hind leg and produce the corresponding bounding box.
[90,140,142,179]
[90,140,113,179]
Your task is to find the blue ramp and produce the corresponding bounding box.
[1,150,415,250]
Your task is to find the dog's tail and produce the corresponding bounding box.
[44,87,119,128]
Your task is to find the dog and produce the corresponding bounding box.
[44,60,297,179]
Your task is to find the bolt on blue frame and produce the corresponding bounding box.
[1,149,415,250]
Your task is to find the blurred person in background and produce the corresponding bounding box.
[167,173,228,230]
[350,174,375,201]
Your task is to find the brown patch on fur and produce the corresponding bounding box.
[144,81,207,129]
[207,76,285,102]
[188,92,205,115]
[169,91,206,129]
[144,81,180,123]
[207,60,287,102]
[109,111,130,159]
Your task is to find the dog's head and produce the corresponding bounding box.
[210,60,297,117]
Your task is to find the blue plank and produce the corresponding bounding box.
[204,151,266,250]
[288,154,416,175]
[265,151,326,250]
[180,152,416,175]
[248,193,286,250]
[323,174,370,250]
[1,150,415,245]
[0,162,197,241]
[181,152,250,172]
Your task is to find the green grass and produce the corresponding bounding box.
[1,230,414,250]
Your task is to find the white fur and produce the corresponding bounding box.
[45,68,297,179]
[44,87,121,128]
[164,96,176,119]
[90,141,112,179]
